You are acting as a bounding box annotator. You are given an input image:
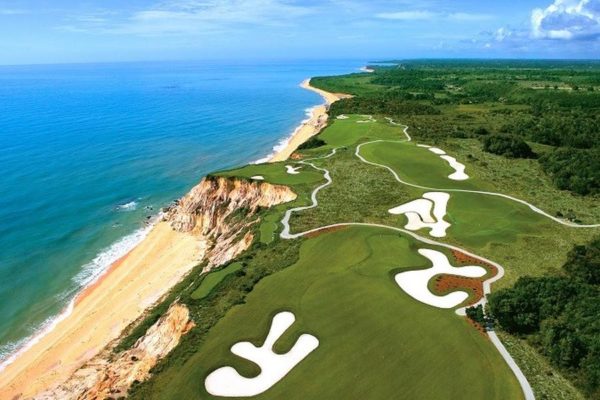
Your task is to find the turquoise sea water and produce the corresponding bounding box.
[0,60,359,363]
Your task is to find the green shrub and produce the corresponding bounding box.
[482,134,536,158]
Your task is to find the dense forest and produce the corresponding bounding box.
[312,60,600,196]
[488,237,600,397]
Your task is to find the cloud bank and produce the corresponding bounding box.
[532,0,600,39]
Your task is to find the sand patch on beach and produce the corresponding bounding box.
[269,79,348,162]
[0,222,203,399]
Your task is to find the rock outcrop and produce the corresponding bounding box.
[168,176,296,269]
[37,303,194,400]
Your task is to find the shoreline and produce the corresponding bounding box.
[0,78,344,398]
[268,79,348,162]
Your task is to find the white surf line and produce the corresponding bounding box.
[357,120,600,229]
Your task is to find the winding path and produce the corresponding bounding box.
[275,116,600,400]
[357,121,600,229]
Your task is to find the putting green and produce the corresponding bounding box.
[191,262,244,300]
[216,161,324,186]
[141,226,522,400]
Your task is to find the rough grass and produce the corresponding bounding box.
[133,227,522,400]
[496,331,585,400]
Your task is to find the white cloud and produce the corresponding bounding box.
[531,0,600,39]
[0,9,27,15]
[59,0,316,36]
[376,10,493,22]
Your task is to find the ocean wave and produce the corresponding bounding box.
[115,200,138,212]
[0,216,159,371]
[253,106,317,164]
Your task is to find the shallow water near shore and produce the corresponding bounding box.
[0,59,359,363]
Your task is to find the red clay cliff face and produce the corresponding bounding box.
[168,176,297,269]
[37,303,194,400]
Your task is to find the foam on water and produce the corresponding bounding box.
[115,200,138,212]
[254,107,317,164]
[0,216,158,372]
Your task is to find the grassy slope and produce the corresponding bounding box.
[134,227,522,400]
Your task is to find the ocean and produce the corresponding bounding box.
[0,59,359,364]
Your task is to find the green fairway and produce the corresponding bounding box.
[316,115,402,148]
[135,226,523,400]
[259,213,280,244]
[190,262,244,300]
[215,161,324,186]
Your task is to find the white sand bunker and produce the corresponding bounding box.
[440,155,468,180]
[428,147,446,155]
[395,249,486,308]
[205,311,319,397]
[417,144,469,181]
[388,192,450,237]
[251,175,264,180]
[336,114,349,119]
[285,165,301,175]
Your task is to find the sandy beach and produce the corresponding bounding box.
[269,79,348,162]
[0,79,342,398]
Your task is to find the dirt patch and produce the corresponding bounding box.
[429,250,498,308]
[452,250,493,269]
[466,316,487,337]
[434,274,482,300]
[290,153,304,160]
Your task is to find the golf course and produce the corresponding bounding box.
[127,108,598,399]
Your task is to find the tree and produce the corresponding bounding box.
[481,134,536,158]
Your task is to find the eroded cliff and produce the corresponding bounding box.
[35,176,296,399]
[168,176,296,268]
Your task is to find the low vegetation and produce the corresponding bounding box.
[489,237,600,398]
[311,60,600,198]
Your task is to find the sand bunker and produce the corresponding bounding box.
[205,311,318,397]
[440,155,468,180]
[336,114,349,119]
[395,249,486,308]
[428,147,446,155]
[388,192,450,237]
[285,165,301,175]
[251,175,265,180]
[414,145,470,181]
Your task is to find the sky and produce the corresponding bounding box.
[0,0,599,65]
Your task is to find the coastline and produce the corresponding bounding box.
[0,78,343,398]
[268,79,348,162]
